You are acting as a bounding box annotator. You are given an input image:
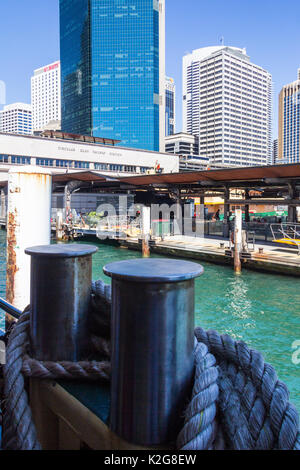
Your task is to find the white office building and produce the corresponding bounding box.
[183,46,272,166]
[0,103,32,135]
[31,61,61,132]
[165,132,199,156]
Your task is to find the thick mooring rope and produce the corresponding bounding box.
[2,281,112,451]
[177,329,300,450]
[2,310,41,450]
[22,356,110,381]
[1,280,300,450]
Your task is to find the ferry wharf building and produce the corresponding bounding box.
[0,131,178,214]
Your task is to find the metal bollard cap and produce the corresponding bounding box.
[25,244,98,258]
[104,258,204,283]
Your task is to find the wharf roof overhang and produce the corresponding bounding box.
[52,171,118,184]
[116,163,300,188]
[1,164,300,195]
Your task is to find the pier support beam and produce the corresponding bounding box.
[287,183,297,223]
[6,167,52,324]
[244,190,250,223]
[64,181,85,224]
[104,258,203,446]
[223,187,230,238]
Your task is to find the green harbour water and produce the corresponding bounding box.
[0,232,299,414]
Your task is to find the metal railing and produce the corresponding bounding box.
[0,297,21,321]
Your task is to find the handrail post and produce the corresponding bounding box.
[104,258,203,446]
[25,244,98,362]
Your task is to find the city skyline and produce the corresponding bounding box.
[0,0,300,139]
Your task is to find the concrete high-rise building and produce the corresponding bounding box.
[165,132,199,156]
[183,46,272,167]
[31,61,61,132]
[165,76,175,136]
[60,0,165,152]
[278,69,300,163]
[0,103,32,135]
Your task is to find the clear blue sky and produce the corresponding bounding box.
[1,0,300,137]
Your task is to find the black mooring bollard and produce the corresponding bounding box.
[104,258,204,446]
[25,244,98,362]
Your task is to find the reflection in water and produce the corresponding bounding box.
[224,277,256,339]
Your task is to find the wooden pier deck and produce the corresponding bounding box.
[118,235,300,277]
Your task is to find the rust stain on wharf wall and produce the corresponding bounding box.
[6,209,19,307]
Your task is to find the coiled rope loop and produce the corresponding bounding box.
[177,328,300,450]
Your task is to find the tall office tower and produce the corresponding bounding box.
[165,76,175,136]
[278,69,300,163]
[0,103,32,135]
[31,61,61,132]
[60,0,165,152]
[183,46,272,166]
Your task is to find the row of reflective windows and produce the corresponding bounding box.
[0,155,152,173]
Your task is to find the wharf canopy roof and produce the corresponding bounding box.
[51,163,300,190]
[1,163,299,189]
[53,171,114,183]
[116,163,300,186]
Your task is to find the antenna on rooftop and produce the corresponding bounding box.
[219,36,225,46]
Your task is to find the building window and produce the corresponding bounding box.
[36,158,54,167]
[0,155,9,163]
[56,160,73,168]
[11,156,31,165]
[94,163,108,171]
[75,161,90,169]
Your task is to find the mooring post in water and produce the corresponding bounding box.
[25,244,98,362]
[6,166,52,326]
[234,208,242,274]
[104,258,204,446]
[141,206,151,258]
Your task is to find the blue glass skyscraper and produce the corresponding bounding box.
[60,0,165,152]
